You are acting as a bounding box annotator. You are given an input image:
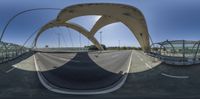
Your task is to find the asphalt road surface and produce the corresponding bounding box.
[35,51,132,90]
[2,50,200,98]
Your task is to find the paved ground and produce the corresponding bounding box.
[1,50,200,98]
[35,51,131,90]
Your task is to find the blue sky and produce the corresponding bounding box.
[0,0,200,48]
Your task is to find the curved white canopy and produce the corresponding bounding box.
[33,20,103,50]
[56,3,150,51]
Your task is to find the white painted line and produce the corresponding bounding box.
[33,55,39,72]
[57,57,80,63]
[136,52,145,61]
[126,50,133,73]
[136,54,143,61]
[43,53,80,63]
[56,57,68,61]
[145,63,152,69]
[111,54,119,58]
[161,73,189,79]
[139,57,144,61]
[135,51,156,68]
[33,50,133,95]
[6,65,17,73]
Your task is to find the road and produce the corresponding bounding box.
[34,50,132,91]
[1,50,200,98]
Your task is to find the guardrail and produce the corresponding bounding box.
[148,52,200,65]
[0,42,31,63]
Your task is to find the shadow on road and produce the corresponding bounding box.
[40,52,124,90]
[117,62,200,98]
[0,52,34,67]
[1,52,200,98]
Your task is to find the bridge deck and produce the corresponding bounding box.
[0,50,200,98]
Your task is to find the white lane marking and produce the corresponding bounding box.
[34,55,60,92]
[6,65,17,73]
[136,51,155,68]
[33,51,133,95]
[137,51,145,56]
[134,51,153,69]
[33,55,39,72]
[57,57,80,63]
[136,54,144,61]
[145,63,152,69]
[111,54,119,58]
[161,73,189,79]
[139,57,144,61]
[126,50,133,73]
[42,53,80,62]
[135,52,145,61]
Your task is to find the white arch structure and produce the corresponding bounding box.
[33,20,103,50]
[34,3,150,51]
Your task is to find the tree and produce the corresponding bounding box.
[84,44,107,50]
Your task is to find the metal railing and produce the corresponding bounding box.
[150,40,200,65]
[0,42,30,63]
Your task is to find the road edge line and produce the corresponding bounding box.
[161,73,189,79]
[33,51,133,95]
[6,65,17,73]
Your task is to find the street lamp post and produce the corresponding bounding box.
[79,33,82,51]
[100,31,102,45]
[118,40,120,51]
[57,32,61,48]
[99,31,103,53]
